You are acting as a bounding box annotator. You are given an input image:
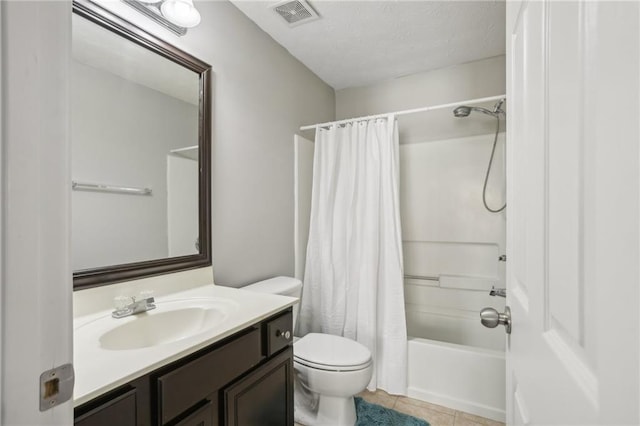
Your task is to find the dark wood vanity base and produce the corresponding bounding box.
[74,309,294,426]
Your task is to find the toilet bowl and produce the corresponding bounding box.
[243,277,373,426]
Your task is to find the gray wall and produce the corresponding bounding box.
[96,0,336,287]
[336,56,505,119]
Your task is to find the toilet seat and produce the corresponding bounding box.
[294,333,372,372]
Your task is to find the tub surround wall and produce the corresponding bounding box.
[401,134,506,352]
[92,0,335,287]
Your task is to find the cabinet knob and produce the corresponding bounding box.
[276,330,291,340]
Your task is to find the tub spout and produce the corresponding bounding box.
[489,286,506,298]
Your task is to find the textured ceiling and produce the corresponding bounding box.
[230,0,506,90]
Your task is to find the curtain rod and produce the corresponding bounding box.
[299,94,506,131]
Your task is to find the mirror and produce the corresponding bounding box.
[72,1,211,289]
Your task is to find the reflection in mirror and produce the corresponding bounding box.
[72,1,211,288]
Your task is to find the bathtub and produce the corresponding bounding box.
[404,278,506,422]
[407,336,505,422]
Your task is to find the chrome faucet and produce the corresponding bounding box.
[489,286,507,298]
[112,293,156,318]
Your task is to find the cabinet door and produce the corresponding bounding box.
[75,388,137,426]
[224,347,293,426]
[175,400,214,426]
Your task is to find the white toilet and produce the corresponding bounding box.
[244,276,373,426]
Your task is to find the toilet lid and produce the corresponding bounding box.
[294,333,372,369]
[294,356,372,372]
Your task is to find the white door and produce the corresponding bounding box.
[1,1,74,424]
[506,1,639,424]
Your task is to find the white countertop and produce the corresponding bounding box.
[73,284,296,406]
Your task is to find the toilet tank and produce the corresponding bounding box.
[243,276,302,330]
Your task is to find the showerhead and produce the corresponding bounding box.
[453,106,472,118]
[453,105,497,118]
[453,100,506,118]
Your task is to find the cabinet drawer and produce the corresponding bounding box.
[265,311,293,356]
[75,388,136,426]
[158,328,262,424]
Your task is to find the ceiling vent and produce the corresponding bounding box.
[271,0,320,27]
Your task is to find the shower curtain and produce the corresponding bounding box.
[298,115,407,394]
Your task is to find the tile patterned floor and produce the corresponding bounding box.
[294,389,505,426]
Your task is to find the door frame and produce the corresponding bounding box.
[1,1,73,424]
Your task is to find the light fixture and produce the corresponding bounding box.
[123,0,201,36]
[161,0,201,28]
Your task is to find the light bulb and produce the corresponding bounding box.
[161,0,201,28]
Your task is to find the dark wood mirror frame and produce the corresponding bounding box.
[73,0,212,290]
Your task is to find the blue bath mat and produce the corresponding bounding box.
[355,397,430,426]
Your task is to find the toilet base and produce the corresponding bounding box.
[295,395,357,426]
[294,375,358,426]
[316,395,357,426]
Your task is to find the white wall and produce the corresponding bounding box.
[71,60,197,270]
[334,56,507,349]
[93,0,335,287]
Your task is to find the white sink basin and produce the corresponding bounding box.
[76,298,238,351]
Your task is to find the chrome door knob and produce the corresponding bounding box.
[480,306,512,334]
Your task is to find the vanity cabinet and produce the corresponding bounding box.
[74,309,294,426]
[174,401,214,426]
[75,388,138,426]
[157,328,263,424]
